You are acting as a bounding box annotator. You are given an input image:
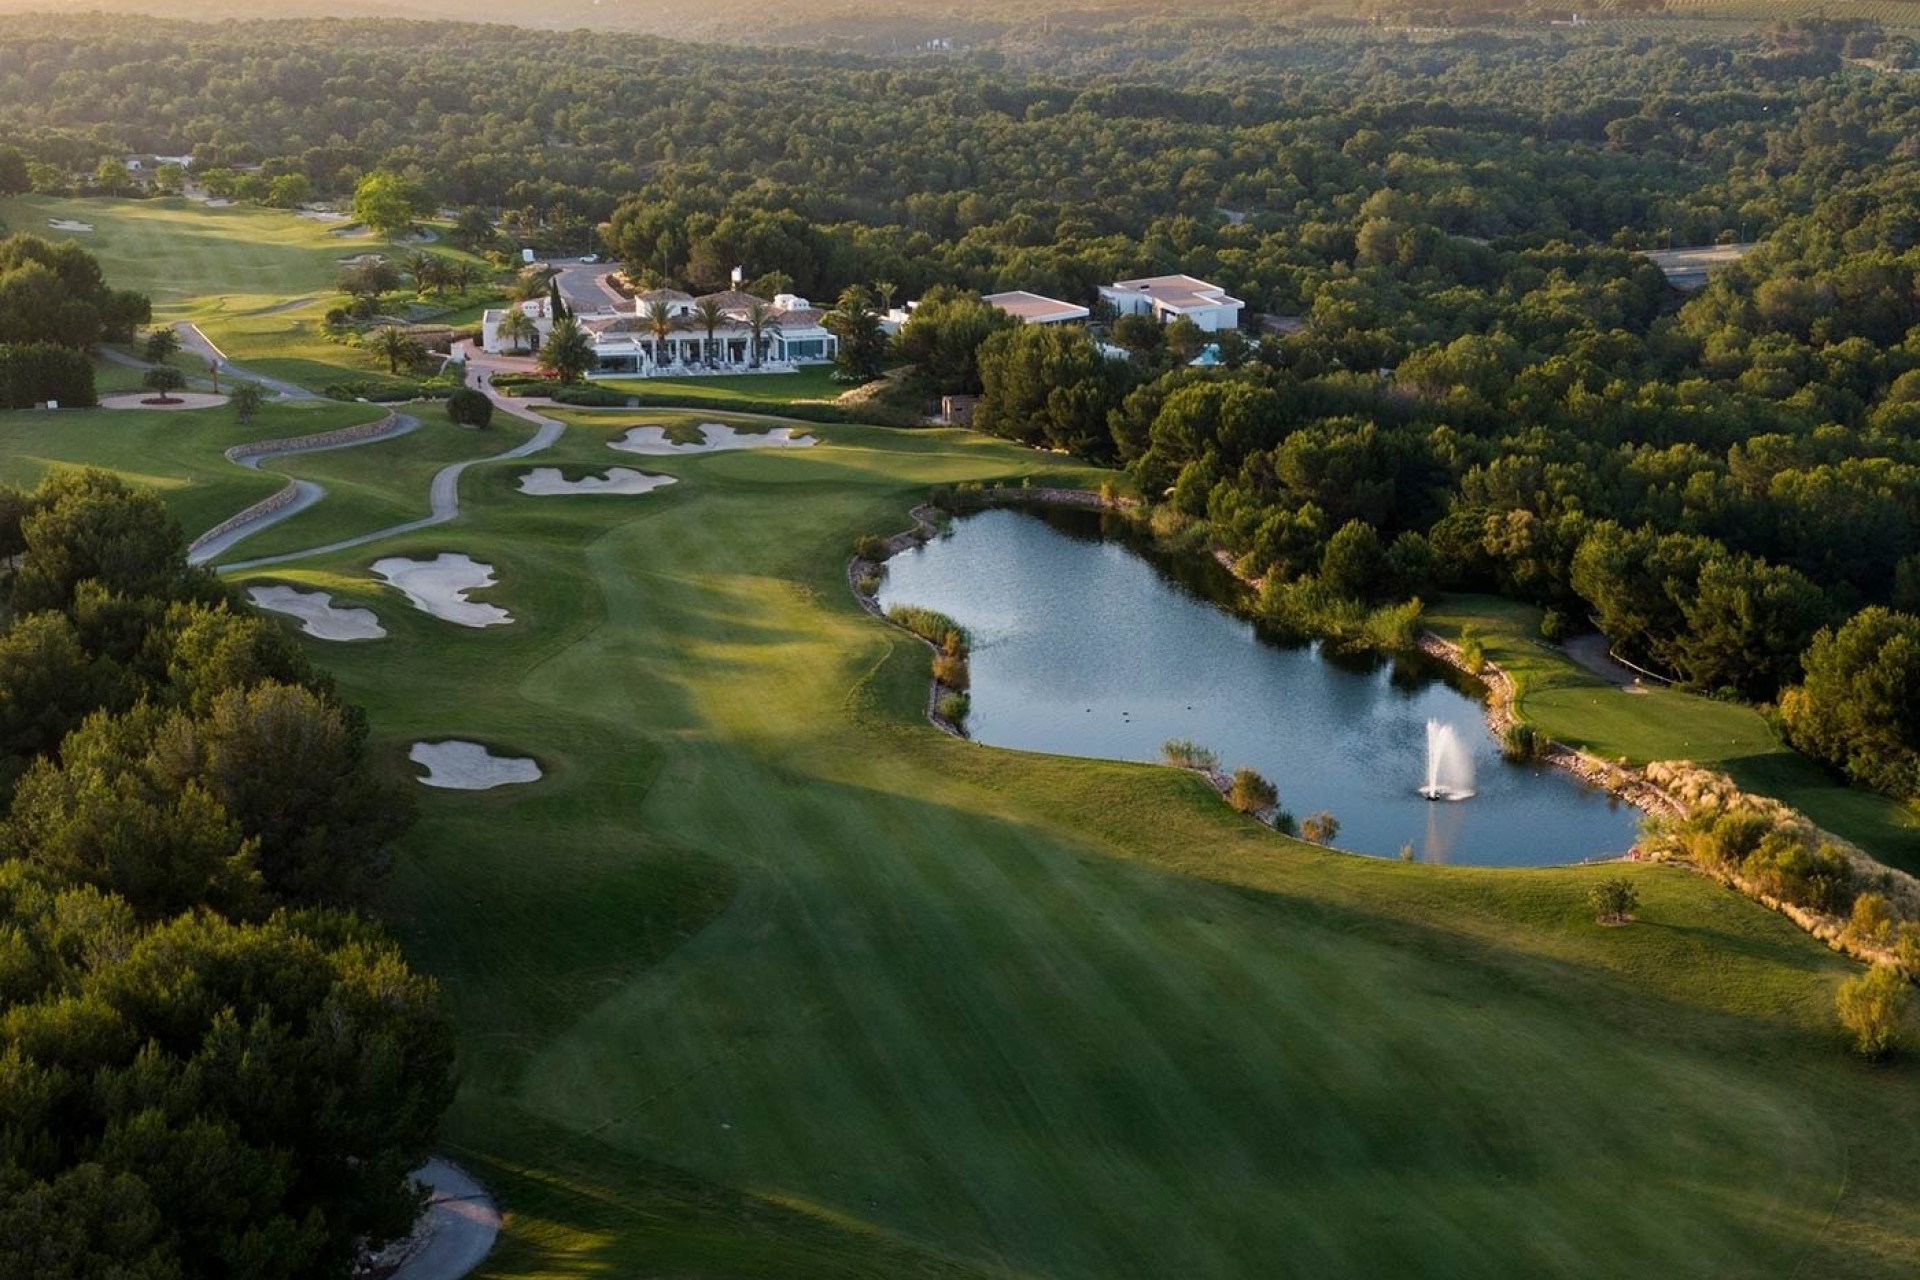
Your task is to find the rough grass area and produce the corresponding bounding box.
[1426,594,1920,874]
[14,403,1919,1277]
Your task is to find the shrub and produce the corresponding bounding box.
[1399,842,1416,861]
[1896,922,1920,976]
[1457,624,1485,674]
[887,604,967,652]
[0,342,96,408]
[549,384,630,407]
[445,386,493,428]
[1589,876,1639,924]
[1502,722,1541,762]
[1540,607,1571,642]
[1845,892,1897,949]
[141,365,185,399]
[1300,810,1341,844]
[1227,767,1278,816]
[854,534,891,561]
[1162,738,1220,772]
[1744,834,1855,914]
[935,691,970,723]
[930,652,968,690]
[854,573,881,596]
[1835,964,1912,1059]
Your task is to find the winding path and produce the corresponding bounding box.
[218,407,564,571]
[185,413,423,566]
[387,1160,502,1280]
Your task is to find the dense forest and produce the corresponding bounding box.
[0,239,453,1279]
[7,15,1920,796]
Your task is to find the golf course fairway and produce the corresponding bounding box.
[26,403,1920,1277]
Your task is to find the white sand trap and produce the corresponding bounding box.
[248,584,386,641]
[46,218,93,232]
[409,740,541,790]
[203,198,233,208]
[608,423,816,455]
[372,553,513,627]
[337,252,388,266]
[517,466,677,496]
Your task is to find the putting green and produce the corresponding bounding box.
[165,412,1917,1278]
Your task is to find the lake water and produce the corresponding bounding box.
[875,508,1642,866]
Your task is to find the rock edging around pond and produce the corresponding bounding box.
[1414,631,1682,823]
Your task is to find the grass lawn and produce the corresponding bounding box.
[85,415,1899,1278]
[1426,594,1920,873]
[0,397,388,541]
[597,364,845,405]
[1,194,491,392]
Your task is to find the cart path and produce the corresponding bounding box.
[217,395,565,571]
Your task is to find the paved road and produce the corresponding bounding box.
[549,260,628,315]
[388,1160,501,1280]
[173,322,322,401]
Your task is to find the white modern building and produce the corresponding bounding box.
[581,289,837,374]
[481,288,840,374]
[983,290,1090,325]
[1099,274,1243,332]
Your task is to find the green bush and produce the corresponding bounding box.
[0,342,95,408]
[445,386,493,428]
[935,691,970,723]
[1162,739,1220,772]
[550,384,632,407]
[1835,964,1911,1059]
[1227,767,1278,816]
[1588,876,1639,924]
[854,534,891,561]
[886,604,968,652]
[1502,722,1541,762]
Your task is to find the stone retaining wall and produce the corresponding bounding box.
[224,410,400,463]
[188,483,300,556]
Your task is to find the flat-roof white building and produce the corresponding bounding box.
[1099,274,1243,332]
[983,290,1090,325]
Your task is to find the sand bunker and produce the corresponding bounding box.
[337,252,388,266]
[518,466,677,496]
[46,218,93,232]
[409,740,541,790]
[608,423,816,455]
[372,553,513,627]
[248,584,386,641]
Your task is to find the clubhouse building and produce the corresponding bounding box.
[480,288,840,375]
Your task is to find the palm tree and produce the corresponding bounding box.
[499,309,539,355]
[824,285,886,382]
[743,300,782,369]
[641,299,685,369]
[538,316,596,385]
[405,250,437,298]
[371,325,422,375]
[450,260,482,295]
[690,297,728,368]
[874,280,899,315]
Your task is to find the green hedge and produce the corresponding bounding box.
[0,343,96,409]
[610,390,854,423]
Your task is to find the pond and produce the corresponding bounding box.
[874,507,1642,867]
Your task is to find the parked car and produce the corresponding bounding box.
[580,253,599,264]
